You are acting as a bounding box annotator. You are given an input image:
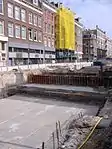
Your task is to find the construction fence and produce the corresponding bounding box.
[44,114,83,149]
[28,74,103,87]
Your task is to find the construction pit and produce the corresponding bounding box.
[0,65,112,149]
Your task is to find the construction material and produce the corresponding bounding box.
[45,115,103,149]
[28,74,102,87]
[77,117,103,149]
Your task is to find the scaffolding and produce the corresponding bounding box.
[56,6,75,50]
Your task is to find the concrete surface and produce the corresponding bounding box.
[0,95,99,149]
[22,84,106,93]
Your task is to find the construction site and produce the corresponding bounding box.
[0,61,112,149]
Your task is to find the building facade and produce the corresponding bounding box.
[95,25,107,59]
[43,0,56,63]
[0,0,56,66]
[83,29,97,61]
[55,4,75,62]
[75,18,83,61]
[83,26,107,61]
[106,37,112,58]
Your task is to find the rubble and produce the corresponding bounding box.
[57,116,100,149]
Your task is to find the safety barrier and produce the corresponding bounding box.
[28,74,103,87]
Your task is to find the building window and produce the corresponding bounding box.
[15,6,20,20]
[29,12,33,24]
[48,38,51,47]
[52,13,54,21]
[28,28,33,40]
[51,25,54,34]
[8,23,13,37]
[15,25,20,38]
[21,26,26,39]
[34,14,37,26]
[33,0,38,6]
[47,11,50,20]
[44,36,47,47]
[0,0,3,13]
[44,23,47,33]
[38,31,42,42]
[8,3,13,18]
[2,57,5,61]
[2,53,6,57]
[47,24,51,34]
[45,10,47,18]
[34,30,37,41]
[52,39,54,48]
[21,9,26,22]
[38,16,42,27]
[0,42,4,50]
[0,20,4,35]
[1,42,4,50]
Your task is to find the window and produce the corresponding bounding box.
[38,16,42,27]
[47,11,50,20]
[21,26,26,39]
[34,14,37,26]
[2,42,4,50]
[52,39,54,48]
[9,47,12,52]
[48,38,51,47]
[34,30,37,41]
[0,21,4,35]
[47,24,51,34]
[44,23,47,33]
[52,13,54,21]
[2,53,6,57]
[0,0,3,13]
[2,58,5,60]
[51,25,54,34]
[21,9,26,22]
[38,31,42,42]
[45,10,47,18]
[0,42,4,50]
[44,36,47,47]
[33,0,38,6]
[29,12,33,24]
[8,3,13,18]
[8,23,13,37]
[15,25,20,38]
[15,6,20,20]
[28,28,33,40]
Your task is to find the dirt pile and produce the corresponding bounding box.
[81,123,112,149]
[59,115,100,149]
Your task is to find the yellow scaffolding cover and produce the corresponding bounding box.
[56,7,75,50]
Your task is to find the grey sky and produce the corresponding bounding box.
[54,0,112,37]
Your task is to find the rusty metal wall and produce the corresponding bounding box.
[28,74,103,87]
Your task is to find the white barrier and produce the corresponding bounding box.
[0,62,93,72]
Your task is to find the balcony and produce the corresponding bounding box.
[45,54,55,59]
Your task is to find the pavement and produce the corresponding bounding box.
[0,95,99,149]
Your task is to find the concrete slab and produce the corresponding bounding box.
[22,84,106,93]
[0,95,99,149]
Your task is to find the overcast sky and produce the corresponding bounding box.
[54,0,112,37]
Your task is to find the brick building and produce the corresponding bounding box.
[0,0,56,66]
[43,0,56,63]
